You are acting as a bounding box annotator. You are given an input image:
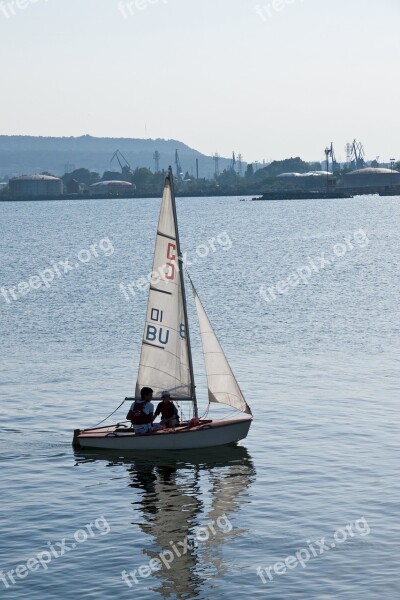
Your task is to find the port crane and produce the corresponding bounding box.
[237,153,243,176]
[349,139,365,169]
[324,142,339,173]
[110,150,132,175]
[175,149,183,181]
[230,151,236,173]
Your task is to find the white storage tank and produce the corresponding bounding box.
[89,180,135,195]
[343,167,400,188]
[9,174,63,199]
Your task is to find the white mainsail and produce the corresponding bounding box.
[135,176,192,400]
[191,283,252,415]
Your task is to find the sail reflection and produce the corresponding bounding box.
[75,446,255,599]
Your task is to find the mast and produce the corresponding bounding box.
[167,167,198,419]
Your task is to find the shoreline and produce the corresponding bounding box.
[1,189,400,203]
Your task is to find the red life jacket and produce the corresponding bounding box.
[158,402,177,420]
[130,401,152,425]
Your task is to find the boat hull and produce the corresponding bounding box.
[75,417,252,451]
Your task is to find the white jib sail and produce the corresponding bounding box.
[135,178,192,399]
[191,284,252,415]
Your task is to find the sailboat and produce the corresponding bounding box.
[73,169,252,451]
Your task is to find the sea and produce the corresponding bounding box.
[0,194,399,599]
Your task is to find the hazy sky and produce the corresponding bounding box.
[1,0,399,163]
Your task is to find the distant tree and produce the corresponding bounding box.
[254,157,312,181]
[63,168,100,186]
[151,170,166,186]
[370,159,379,168]
[121,166,131,178]
[102,170,125,182]
[132,167,154,187]
[245,164,254,179]
[215,169,239,186]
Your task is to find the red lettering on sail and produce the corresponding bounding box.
[167,243,176,261]
[165,243,176,280]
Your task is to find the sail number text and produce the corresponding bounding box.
[145,308,186,346]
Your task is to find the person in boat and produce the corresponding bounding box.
[153,391,180,429]
[126,387,155,434]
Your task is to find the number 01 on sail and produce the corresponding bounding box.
[73,169,252,451]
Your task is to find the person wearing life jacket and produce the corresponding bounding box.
[126,387,155,434]
[153,391,180,429]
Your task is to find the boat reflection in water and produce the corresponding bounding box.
[75,446,255,598]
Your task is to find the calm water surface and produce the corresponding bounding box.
[0,195,399,599]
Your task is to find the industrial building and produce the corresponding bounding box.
[89,180,135,195]
[9,174,63,199]
[277,171,331,178]
[341,167,400,189]
[275,171,334,191]
[65,178,82,194]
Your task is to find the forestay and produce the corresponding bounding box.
[135,177,192,399]
[191,284,252,415]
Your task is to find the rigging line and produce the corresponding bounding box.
[88,399,129,429]
[184,266,195,288]
[213,410,242,421]
[199,403,210,420]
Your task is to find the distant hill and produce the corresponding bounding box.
[0,135,232,179]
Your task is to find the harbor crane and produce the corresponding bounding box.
[346,140,365,169]
[349,139,365,169]
[230,151,236,173]
[324,142,339,173]
[237,153,243,176]
[175,149,183,181]
[110,150,132,175]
